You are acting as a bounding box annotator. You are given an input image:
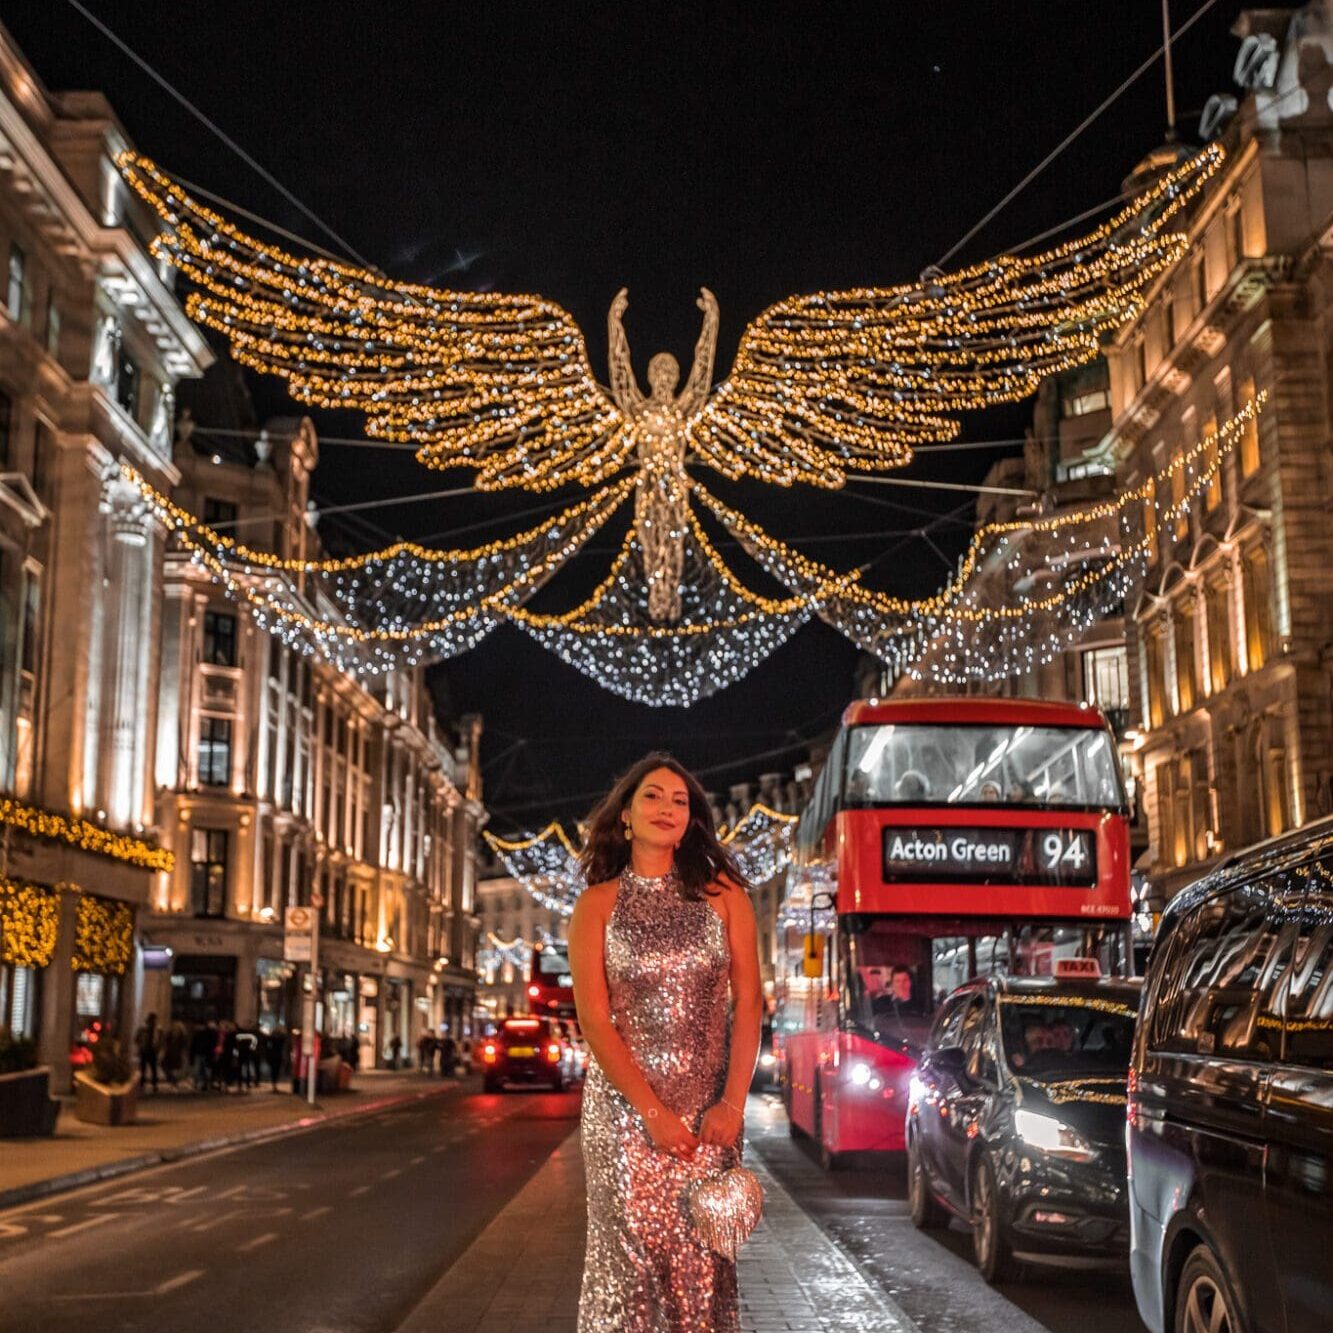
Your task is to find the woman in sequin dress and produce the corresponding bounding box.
[569,754,764,1332]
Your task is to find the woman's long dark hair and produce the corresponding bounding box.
[579,752,750,902]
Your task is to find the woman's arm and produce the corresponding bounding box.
[700,882,764,1145]
[569,882,698,1154]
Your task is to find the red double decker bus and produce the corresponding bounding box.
[527,940,576,1019]
[776,697,1132,1167]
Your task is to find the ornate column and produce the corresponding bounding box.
[98,474,152,829]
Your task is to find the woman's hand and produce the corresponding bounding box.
[644,1106,700,1159]
[699,1100,744,1147]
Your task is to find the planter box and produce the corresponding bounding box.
[0,1066,60,1138]
[73,1071,139,1126]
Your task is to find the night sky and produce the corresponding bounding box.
[11,2,1242,826]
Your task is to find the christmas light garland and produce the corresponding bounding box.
[72,893,135,975]
[0,877,60,969]
[484,803,799,916]
[0,799,174,873]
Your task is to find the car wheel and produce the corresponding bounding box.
[1175,1245,1243,1333]
[907,1131,949,1230]
[483,1074,500,1093]
[813,1074,844,1171]
[783,1076,805,1139]
[972,1153,1019,1283]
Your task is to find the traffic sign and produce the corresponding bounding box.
[284,905,314,962]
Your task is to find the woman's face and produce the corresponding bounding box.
[624,766,691,848]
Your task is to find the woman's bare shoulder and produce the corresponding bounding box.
[574,879,619,918]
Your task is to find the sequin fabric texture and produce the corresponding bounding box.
[578,867,740,1332]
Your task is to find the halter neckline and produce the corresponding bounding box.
[621,865,678,890]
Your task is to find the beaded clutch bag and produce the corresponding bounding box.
[687,1164,765,1260]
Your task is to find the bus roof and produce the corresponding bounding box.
[842,697,1109,731]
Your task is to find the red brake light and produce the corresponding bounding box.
[482,1042,497,1063]
[527,984,540,998]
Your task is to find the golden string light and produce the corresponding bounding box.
[72,894,136,975]
[0,798,174,873]
[0,877,60,969]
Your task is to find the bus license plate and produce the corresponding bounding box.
[882,827,1097,886]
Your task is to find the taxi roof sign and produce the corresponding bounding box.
[1054,957,1102,979]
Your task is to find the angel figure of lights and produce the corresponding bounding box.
[118,147,1225,700]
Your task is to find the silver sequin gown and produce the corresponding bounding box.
[578,867,740,1332]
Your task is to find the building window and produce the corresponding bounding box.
[19,568,40,679]
[114,343,139,419]
[1255,718,1289,840]
[1143,478,1158,564]
[1243,545,1275,672]
[1133,334,1148,391]
[1170,464,1187,539]
[1144,623,1167,729]
[202,609,237,667]
[1205,572,1232,694]
[1062,388,1110,418]
[203,496,238,531]
[1173,600,1197,714]
[1203,416,1221,511]
[0,390,11,469]
[1083,645,1129,713]
[6,243,29,326]
[1190,251,1207,317]
[1239,377,1261,476]
[198,715,232,787]
[1158,751,1208,869]
[190,828,229,917]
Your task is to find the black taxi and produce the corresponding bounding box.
[906,966,1139,1281]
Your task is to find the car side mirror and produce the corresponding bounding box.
[928,1045,967,1077]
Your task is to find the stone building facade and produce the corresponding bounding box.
[891,5,1333,911]
[0,26,212,1089]
[142,415,486,1065]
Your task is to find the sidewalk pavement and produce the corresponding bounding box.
[396,1121,917,1333]
[0,1067,462,1210]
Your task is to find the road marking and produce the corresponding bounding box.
[409,1155,426,1165]
[156,1270,205,1294]
[380,1168,401,1180]
[187,1208,246,1233]
[236,1231,278,1253]
[301,1206,333,1221]
[349,1185,372,1198]
[48,1213,121,1239]
[431,1145,449,1154]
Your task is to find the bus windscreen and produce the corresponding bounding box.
[844,723,1124,812]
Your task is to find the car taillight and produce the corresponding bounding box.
[528,984,540,998]
[546,1043,561,1062]
[482,1042,497,1063]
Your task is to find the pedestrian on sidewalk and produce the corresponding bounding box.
[236,1026,260,1090]
[438,1030,457,1078]
[390,1032,403,1071]
[134,1012,161,1093]
[568,754,763,1333]
[163,1020,188,1089]
[189,1021,213,1091]
[262,1026,287,1090]
[417,1028,435,1075]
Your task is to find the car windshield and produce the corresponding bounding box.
[502,1021,546,1040]
[844,723,1124,810]
[997,995,1136,1082]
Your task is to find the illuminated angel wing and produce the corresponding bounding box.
[119,154,629,491]
[689,145,1223,487]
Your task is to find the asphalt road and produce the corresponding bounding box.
[747,1091,1146,1333]
[1,1080,1149,1333]
[0,1080,579,1333]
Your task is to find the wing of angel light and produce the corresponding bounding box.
[687,145,1223,488]
[119,154,629,492]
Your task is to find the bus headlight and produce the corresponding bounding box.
[1014,1109,1098,1163]
[849,1062,872,1087]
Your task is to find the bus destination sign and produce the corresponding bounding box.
[882,826,1097,886]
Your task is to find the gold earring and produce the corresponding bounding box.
[624,823,633,841]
